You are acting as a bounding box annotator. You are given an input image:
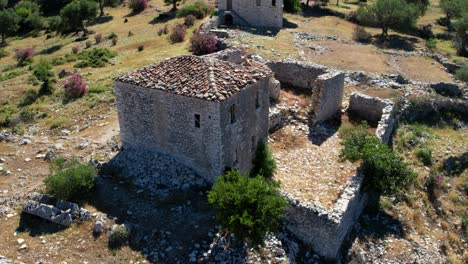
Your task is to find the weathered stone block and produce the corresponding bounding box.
[23,200,73,227]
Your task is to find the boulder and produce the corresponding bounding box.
[22,200,73,227]
[270,79,281,101]
[0,255,11,264]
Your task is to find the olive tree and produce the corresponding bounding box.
[357,0,419,39]
[60,0,98,33]
[0,9,20,44]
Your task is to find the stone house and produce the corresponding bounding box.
[218,0,283,29]
[114,55,273,183]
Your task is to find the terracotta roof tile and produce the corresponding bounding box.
[116,55,272,102]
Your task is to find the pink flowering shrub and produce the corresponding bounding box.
[14,48,35,66]
[129,0,148,13]
[189,31,218,55]
[63,72,88,99]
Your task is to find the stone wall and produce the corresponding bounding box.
[115,81,223,182]
[218,0,283,28]
[220,78,270,174]
[283,174,369,261]
[267,60,345,125]
[310,72,345,125]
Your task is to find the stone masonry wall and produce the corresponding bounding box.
[114,81,223,182]
[218,0,283,28]
[283,174,369,261]
[220,78,271,174]
[310,72,345,125]
[266,60,328,90]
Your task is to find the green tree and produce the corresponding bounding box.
[0,0,8,9]
[208,170,287,246]
[357,0,419,39]
[252,141,277,178]
[60,0,98,33]
[406,0,430,15]
[0,8,20,44]
[33,59,55,95]
[453,13,468,56]
[440,0,467,20]
[284,0,301,13]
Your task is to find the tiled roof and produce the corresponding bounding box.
[115,55,272,102]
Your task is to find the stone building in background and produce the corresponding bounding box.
[218,0,283,29]
[114,55,273,183]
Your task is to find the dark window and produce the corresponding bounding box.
[195,114,200,128]
[256,0,261,6]
[234,148,239,164]
[227,0,232,10]
[255,91,260,109]
[272,0,276,6]
[230,104,236,124]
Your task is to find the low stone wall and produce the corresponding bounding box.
[266,60,329,91]
[283,174,368,261]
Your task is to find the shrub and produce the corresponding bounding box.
[88,85,108,93]
[455,66,468,83]
[14,47,35,66]
[340,123,416,196]
[138,45,144,51]
[184,14,196,27]
[169,24,186,43]
[108,224,129,249]
[128,0,148,13]
[416,147,432,166]
[252,141,277,178]
[63,72,88,99]
[19,88,38,107]
[72,45,82,54]
[189,31,217,55]
[86,40,93,48]
[44,159,97,201]
[75,48,117,68]
[128,30,134,37]
[94,33,102,44]
[352,26,372,43]
[157,24,169,36]
[208,170,287,246]
[0,49,9,58]
[33,59,55,95]
[111,35,118,46]
[339,122,380,162]
[284,0,301,13]
[425,38,436,51]
[0,103,17,127]
[105,0,123,7]
[176,2,209,19]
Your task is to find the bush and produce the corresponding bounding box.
[72,45,81,54]
[63,72,88,99]
[189,31,217,55]
[0,103,17,127]
[340,123,416,196]
[455,66,468,83]
[208,170,287,246]
[108,224,129,249]
[352,26,372,43]
[44,159,97,201]
[14,48,35,66]
[111,35,118,46]
[33,59,55,95]
[169,24,186,43]
[128,0,148,13]
[75,48,117,68]
[157,24,169,36]
[251,141,277,178]
[425,38,436,51]
[0,49,9,58]
[128,30,134,37]
[416,147,432,166]
[105,0,123,7]
[94,33,102,44]
[176,2,209,19]
[184,14,196,27]
[19,88,38,107]
[138,45,144,51]
[284,0,301,13]
[86,40,92,48]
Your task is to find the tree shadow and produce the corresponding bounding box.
[149,11,176,25]
[375,34,419,51]
[16,213,67,237]
[443,152,468,175]
[301,5,336,18]
[283,18,299,29]
[39,45,62,55]
[87,16,114,27]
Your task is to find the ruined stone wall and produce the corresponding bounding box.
[114,81,223,182]
[218,0,283,28]
[220,78,271,174]
[310,72,345,125]
[266,60,328,90]
[283,174,369,261]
